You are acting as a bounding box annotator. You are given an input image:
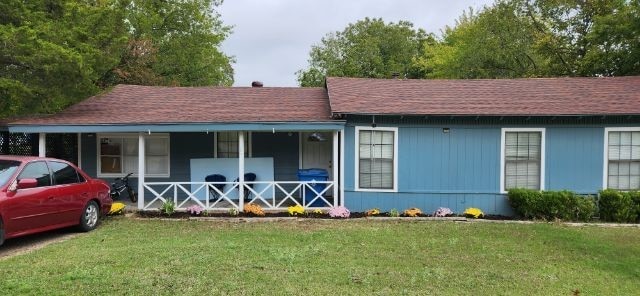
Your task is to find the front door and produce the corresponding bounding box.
[300,132,333,181]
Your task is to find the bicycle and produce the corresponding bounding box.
[110,173,138,203]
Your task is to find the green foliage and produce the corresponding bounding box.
[598,189,640,223]
[109,0,233,87]
[0,0,128,118]
[415,0,640,79]
[389,208,400,217]
[297,18,433,86]
[507,188,596,221]
[1,0,233,120]
[159,201,175,216]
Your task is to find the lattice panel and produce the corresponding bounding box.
[0,132,38,156]
[46,133,78,165]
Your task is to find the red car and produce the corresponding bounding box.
[0,156,112,246]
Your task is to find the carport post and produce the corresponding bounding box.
[138,133,145,209]
[38,133,46,157]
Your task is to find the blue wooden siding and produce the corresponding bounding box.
[80,132,300,184]
[545,127,604,193]
[344,124,607,215]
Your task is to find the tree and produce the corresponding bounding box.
[0,0,128,118]
[109,0,234,86]
[297,18,433,87]
[1,0,235,119]
[415,0,640,79]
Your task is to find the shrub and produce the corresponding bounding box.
[244,203,265,216]
[403,208,422,217]
[287,205,305,216]
[109,202,126,215]
[186,205,204,216]
[312,209,324,215]
[508,188,596,221]
[598,189,639,223]
[228,208,239,216]
[159,201,175,216]
[463,208,484,219]
[365,208,380,216]
[433,207,453,217]
[328,206,350,218]
[389,208,400,217]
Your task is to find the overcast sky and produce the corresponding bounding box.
[219,0,495,87]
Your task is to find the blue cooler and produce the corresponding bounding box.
[297,168,329,206]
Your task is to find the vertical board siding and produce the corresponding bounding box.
[345,125,505,214]
[545,127,604,193]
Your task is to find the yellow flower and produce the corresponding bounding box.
[243,203,265,216]
[366,208,380,216]
[287,205,305,216]
[463,208,484,219]
[109,202,126,215]
[404,208,422,217]
[312,209,324,214]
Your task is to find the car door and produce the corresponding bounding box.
[48,161,90,224]
[3,161,56,234]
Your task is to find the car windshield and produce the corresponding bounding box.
[0,160,21,187]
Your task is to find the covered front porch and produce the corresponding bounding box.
[11,122,345,211]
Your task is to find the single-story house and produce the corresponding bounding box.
[3,76,640,215]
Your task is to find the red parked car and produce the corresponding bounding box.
[0,156,112,246]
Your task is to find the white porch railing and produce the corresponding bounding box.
[141,181,337,211]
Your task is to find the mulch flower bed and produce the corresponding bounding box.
[134,211,512,220]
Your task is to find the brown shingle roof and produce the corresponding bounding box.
[326,76,640,116]
[11,85,333,125]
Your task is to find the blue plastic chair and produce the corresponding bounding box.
[205,174,226,201]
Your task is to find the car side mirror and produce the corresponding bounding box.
[16,178,38,190]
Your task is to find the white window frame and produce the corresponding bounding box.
[602,127,640,190]
[500,128,546,193]
[97,133,170,178]
[354,126,398,192]
[214,132,252,158]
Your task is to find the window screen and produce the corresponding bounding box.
[608,131,640,190]
[359,130,394,189]
[504,132,541,190]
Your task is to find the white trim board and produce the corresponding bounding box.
[500,128,546,194]
[354,126,398,192]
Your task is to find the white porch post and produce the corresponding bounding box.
[332,130,339,206]
[137,133,145,209]
[238,132,245,210]
[76,133,82,168]
[38,133,46,157]
[340,130,345,206]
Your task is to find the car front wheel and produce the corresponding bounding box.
[79,201,100,232]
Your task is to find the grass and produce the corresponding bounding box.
[1,218,639,295]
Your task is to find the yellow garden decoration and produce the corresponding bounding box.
[287,205,305,216]
[404,207,422,217]
[109,202,126,215]
[463,208,484,219]
[244,203,265,216]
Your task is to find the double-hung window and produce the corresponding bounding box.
[98,134,170,177]
[216,132,250,158]
[355,127,397,191]
[606,129,640,190]
[501,128,545,192]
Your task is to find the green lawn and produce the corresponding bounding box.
[1,218,639,295]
